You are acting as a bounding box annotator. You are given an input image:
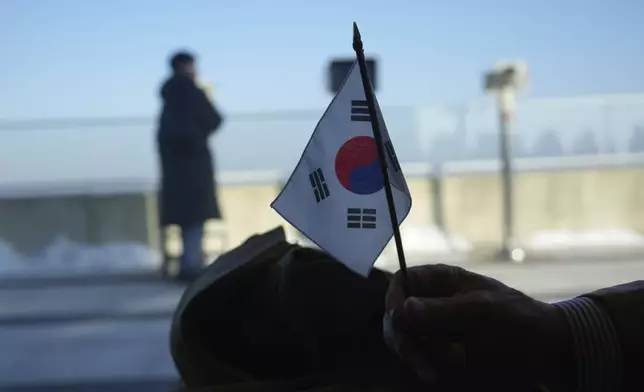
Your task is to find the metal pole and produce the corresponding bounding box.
[498,90,515,260]
[430,162,445,232]
[353,22,408,286]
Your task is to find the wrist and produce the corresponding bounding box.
[552,297,623,392]
[544,303,576,391]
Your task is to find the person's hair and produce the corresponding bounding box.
[170,51,195,73]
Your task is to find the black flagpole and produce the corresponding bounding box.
[352,22,408,291]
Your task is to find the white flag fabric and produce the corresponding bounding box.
[271,61,412,276]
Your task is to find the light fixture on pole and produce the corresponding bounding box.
[483,60,529,263]
[327,57,378,94]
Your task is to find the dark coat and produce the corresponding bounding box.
[157,74,224,227]
[170,227,424,391]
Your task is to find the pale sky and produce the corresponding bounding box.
[1,0,642,183]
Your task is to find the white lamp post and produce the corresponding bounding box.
[483,60,529,262]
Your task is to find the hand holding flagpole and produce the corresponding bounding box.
[352,22,409,292]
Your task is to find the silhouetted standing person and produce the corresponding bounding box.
[157,51,224,281]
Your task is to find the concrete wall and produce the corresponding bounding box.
[0,195,149,256]
[442,167,644,248]
[1,166,643,257]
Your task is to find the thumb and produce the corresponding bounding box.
[403,292,491,335]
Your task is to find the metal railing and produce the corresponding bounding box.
[1,93,643,196]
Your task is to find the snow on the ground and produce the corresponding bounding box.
[0,236,160,278]
[291,225,470,259]
[525,228,644,251]
[395,226,471,254]
[375,226,470,270]
[2,227,642,278]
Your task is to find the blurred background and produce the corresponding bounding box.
[1,0,644,390]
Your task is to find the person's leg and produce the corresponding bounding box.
[162,225,183,279]
[178,223,205,281]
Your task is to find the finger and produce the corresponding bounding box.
[407,264,510,296]
[385,269,407,313]
[385,264,466,333]
[406,264,470,298]
[395,334,469,388]
[387,264,464,307]
[386,312,467,389]
[433,343,468,391]
[403,292,492,335]
[383,305,400,350]
[395,335,438,385]
[389,330,468,390]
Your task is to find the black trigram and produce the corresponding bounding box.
[351,100,370,122]
[309,168,330,203]
[384,140,401,172]
[347,208,377,229]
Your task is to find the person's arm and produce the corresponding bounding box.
[188,82,223,135]
[553,281,644,392]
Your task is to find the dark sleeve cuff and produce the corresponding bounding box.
[553,297,623,392]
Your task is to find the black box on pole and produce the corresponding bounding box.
[328,58,378,94]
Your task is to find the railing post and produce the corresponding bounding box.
[430,162,446,234]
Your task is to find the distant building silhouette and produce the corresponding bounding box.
[511,133,528,158]
[629,126,644,153]
[532,129,564,157]
[466,131,526,160]
[602,137,617,155]
[572,129,599,155]
[429,132,466,162]
[472,132,498,160]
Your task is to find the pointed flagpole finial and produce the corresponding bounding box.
[352,22,363,53]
